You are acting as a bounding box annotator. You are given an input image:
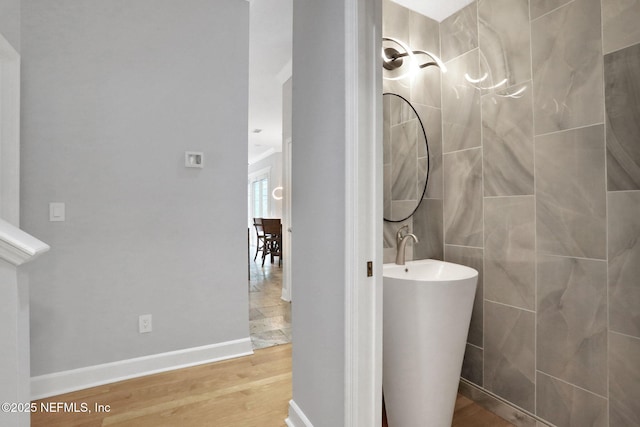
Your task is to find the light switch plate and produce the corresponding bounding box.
[49,202,65,222]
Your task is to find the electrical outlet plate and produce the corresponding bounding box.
[139,314,152,333]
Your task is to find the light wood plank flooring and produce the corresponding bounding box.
[33,343,513,427]
[32,344,292,427]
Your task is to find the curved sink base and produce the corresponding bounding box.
[383,259,478,427]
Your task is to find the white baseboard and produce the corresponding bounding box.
[31,337,253,400]
[285,400,314,427]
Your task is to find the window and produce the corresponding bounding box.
[248,167,271,223]
[252,177,269,218]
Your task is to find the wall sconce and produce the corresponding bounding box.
[382,37,447,80]
[272,186,283,200]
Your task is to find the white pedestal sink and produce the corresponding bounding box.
[383,259,478,427]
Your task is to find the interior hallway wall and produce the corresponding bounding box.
[438,0,639,425]
[21,0,250,377]
[291,0,347,424]
[0,0,19,52]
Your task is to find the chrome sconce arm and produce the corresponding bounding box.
[382,37,447,78]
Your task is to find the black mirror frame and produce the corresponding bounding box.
[383,92,430,223]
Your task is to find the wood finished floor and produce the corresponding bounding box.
[32,344,293,427]
[32,343,513,427]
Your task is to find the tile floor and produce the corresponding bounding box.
[249,248,291,349]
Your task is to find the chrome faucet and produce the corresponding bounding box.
[395,225,419,265]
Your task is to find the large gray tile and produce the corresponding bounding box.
[413,199,443,261]
[445,245,484,347]
[536,372,608,427]
[411,64,442,110]
[535,125,607,259]
[390,119,418,202]
[482,84,534,196]
[383,72,411,100]
[605,43,640,191]
[442,49,482,153]
[530,0,572,20]
[409,8,439,54]
[531,0,604,135]
[462,344,483,386]
[383,164,391,218]
[444,148,483,247]
[484,302,535,412]
[478,0,531,88]
[383,92,391,161]
[484,196,535,310]
[440,2,478,63]
[251,329,289,350]
[537,255,608,396]
[609,332,640,426]
[382,0,409,47]
[608,191,640,338]
[410,11,442,108]
[602,0,640,54]
[413,104,442,199]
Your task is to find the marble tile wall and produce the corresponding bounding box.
[531,0,604,135]
[382,0,640,425]
[382,0,443,263]
[484,301,535,413]
[484,196,535,310]
[442,50,481,153]
[602,0,640,54]
[535,125,607,259]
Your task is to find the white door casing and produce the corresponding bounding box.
[0,32,20,226]
[282,137,292,302]
[344,0,383,425]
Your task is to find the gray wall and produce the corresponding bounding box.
[385,0,640,425]
[291,0,346,425]
[0,0,19,52]
[21,0,250,376]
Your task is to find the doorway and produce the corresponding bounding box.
[247,164,291,350]
[247,0,293,352]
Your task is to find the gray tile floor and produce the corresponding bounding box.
[249,248,291,350]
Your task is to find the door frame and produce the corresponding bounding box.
[344,0,382,425]
[0,33,20,226]
[281,137,292,302]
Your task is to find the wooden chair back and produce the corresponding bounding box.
[261,218,281,236]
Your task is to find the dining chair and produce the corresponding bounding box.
[253,218,266,262]
[261,218,282,267]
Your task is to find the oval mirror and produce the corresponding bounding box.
[383,92,430,222]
